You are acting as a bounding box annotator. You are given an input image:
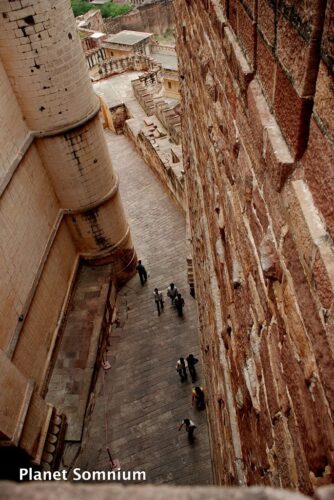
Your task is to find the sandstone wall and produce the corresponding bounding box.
[174,0,334,494]
[104,0,174,35]
[0,144,62,352]
[0,0,136,464]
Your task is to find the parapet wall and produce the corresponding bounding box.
[132,77,181,144]
[98,54,159,79]
[174,0,334,494]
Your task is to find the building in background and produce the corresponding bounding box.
[150,46,179,99]
[103,30,153,58]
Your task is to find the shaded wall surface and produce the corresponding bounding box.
[174,0,334,495]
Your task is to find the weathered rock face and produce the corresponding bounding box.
[174,0,334,494]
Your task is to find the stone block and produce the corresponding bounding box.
[237,1,256,67]
[321,0,334,64]
[312,245,334,310]
[223,27,254,97]
[302,118,334,242]
[273,64,313,159]
[258,0,276,46]
[281,231,334,413]
[276,12,309,95]
[229,0,238,33]
[247,79,294,190]
[256,31,276,104]
[314,60,334,139]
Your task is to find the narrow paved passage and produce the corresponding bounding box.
[74,131,213,485]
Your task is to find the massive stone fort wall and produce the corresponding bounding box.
[0,0,135,466]
[174,0,334,494]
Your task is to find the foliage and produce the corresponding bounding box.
[71,0,91,17]
[71,1,132,19]
[100,4,132,18]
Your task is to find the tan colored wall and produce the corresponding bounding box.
[37,115,115,211]
[175,0,334,494]
[0,0,97,133]
[106,48,133,58]
[0,350,50,459]
[0,60,29,184]
[0,0,136,276]
[0,0,136,464]
[12,223,77,388]
[0,145,60,352]
[163,77,179,99]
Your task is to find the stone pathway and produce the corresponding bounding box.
[73,131,213,485]
[94,71,147,119]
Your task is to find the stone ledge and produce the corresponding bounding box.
[3,483,333,499]
[223,26,254,95]
[247,79,294,190]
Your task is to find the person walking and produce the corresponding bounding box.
[186,354,199,382]
[178,418,197,442]
[167,283,178,304]
[174,293,185,316]
[176,357,187,382]
[192,386,205,410]
[153,288,164,316]
[136,260,147,285]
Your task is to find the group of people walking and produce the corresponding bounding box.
[136,259,205,443]
[136,261,185,317]
[176,355,206,441]
[176,355,198,383]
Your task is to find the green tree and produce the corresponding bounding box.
[71,0,92,17]
[71,1,132,19]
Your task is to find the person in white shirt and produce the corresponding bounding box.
[178,418,197,441]
[167,283,178,304]
[176,357,187,381]
[153,288,164,315]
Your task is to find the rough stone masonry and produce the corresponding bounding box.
[174,0,334,494]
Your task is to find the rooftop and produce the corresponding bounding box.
[90,32,105,39]
[152,53,178,71]
[105,30,153,46]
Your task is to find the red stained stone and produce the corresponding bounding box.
[256,32,276,104]
[229,0,238,33]
[314,60,334,139]
[258,0,276,46]
[322,0,334,61]
[282,230,334,414]
[302,118,334,241]
[237,1,256,66]
[276,13,310,95]
[312,249,333,310]
[274,64,313,159]
[264,131,295,191]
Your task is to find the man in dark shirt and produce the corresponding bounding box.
[136,260,147,285]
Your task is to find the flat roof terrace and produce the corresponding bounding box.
[152,53,178,71]
[105,30,153,46]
